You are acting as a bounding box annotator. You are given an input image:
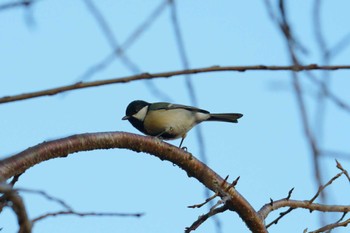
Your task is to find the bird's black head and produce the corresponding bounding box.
[122,100,150,135]
[124,100,150,118]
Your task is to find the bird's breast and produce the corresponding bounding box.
[143,109,205,139]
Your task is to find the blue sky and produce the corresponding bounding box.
[0,0,350,232]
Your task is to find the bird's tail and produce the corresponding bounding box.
[207,113,243,123]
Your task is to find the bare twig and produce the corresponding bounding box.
[17,188,73,211]
[9,173,22,187]
[258,162,350,221]
[336,160,350,182]
[305,71,350,113]
[80,0,168,76]
[338,212,348,223]
[187,175,228,209]
[308,217,350,233]
[167,3,222,230]
[269,0,325,202]
[185,205,228,233]
[266,207,294,228]
[226,176,240,192]
[32,210,144,223]
[0,0,39,11]
[309,170,345,204]
[80,0,172,100]
[259,199,350,221]
[286,188,294,200]
[168,0,196,104]
[16,187,143,227]
[1,64,350,104]
[265,188,295,227]
[328,31,350,59]
[321,150,350,160]
[0,174,23,213]
[0,183,31,233]
[81,0,141,79]
[266,6,350,208]
[83,0,118,49]
[312,0,330,143]
[188,176,239,209]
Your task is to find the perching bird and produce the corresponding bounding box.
[122,100,243,148]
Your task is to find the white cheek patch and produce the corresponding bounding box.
[133,106,148,121]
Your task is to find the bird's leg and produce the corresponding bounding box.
[178,134,187,149]
[155,128,169,139]
[153,130,169,145]
[155,131,165,138]
[179,137,184,148]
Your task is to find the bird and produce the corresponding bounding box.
[122,100,243,148]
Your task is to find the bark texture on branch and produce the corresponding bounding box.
[0,132,267,233]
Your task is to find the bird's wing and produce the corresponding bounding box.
[150,102,209,114]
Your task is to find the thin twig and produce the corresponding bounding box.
[312,0,330,145]
[336,160,350,182]
[1,64,350,104]
[32,210,144,223]
[265,188,295,227]
[266,207,294,228]
[0,132,267,233]
[328,31,350,59]
[0,183,32,233]
[225,176,240,192]
[79,0,172,100]
[188,192,219,209]
[0,0,39,11]
[0,174,23,213]
[286,188,294,200]
[167,2,224,229]
[305,71,350,113]
[187,175,236,209]
[168,0,197,104]
[309,170,345,204]
[81,0,141,79]
[17,188,73,211]
[308,217,350,233]
[258,161,350,220]
[321,150,350,161]
[185,205,228,233]
[259,199,350,221]
[275,0,324,202]
[9,173,22,187]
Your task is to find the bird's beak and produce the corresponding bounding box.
[122,115,130,120]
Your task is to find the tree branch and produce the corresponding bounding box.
[185,205,228,233]
[0,132,267,233]
[308,217,350,233]
[259,161,350,221]
[1,64,350,104]
[32,210,144,223]
[0,183,32,233]
[0,0,38,11]
[258,199,350,220]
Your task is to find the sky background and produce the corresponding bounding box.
[0,0,350,232]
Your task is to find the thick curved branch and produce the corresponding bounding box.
[0,132,267,233]
[1,64,350,104]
